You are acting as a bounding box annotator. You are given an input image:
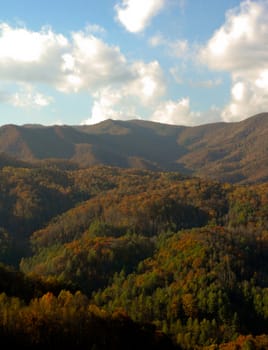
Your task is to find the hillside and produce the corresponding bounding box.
[0,113,267,184]
[0,163,267,349]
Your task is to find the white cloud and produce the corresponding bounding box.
[222,80,268,122]
[82,88,124,125]
[199,0,268,121]
[0,22,166,120]
[151,97,222,126]
[255,69,268,89]
[58,30,133,93]
[151,97,197,125]
[127,60,166,104]
[115,0,165,33]
[0,23,68,63]
[9,84,53,108]
[81,87,139,125]
[232,82,244,101]
[0,23,69,84]
[81,59,166,125]
[199,1,268,72]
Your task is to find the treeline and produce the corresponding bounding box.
[0,288,176,349]
[0,163,268,348]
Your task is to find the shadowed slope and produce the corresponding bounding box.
[0,113,267,183]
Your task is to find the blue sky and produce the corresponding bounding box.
[0,0,268,126]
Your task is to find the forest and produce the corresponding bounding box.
[0,161,268,349]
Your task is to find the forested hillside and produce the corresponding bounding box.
[0,112,267,184]
[0,160,267,348]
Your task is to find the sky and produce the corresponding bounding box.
[0,0,268,126]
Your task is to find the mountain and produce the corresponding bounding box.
[0,112,267,183]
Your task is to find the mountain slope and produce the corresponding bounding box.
[0,113,267,183]
[177,113,268,183]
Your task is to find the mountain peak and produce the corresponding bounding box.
[0,113,267,184]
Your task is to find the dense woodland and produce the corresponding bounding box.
[0,160,268,349]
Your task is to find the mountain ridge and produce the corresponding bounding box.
[0,112,267,184]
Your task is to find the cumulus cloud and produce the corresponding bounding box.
[0,23,69,84]
[81,88,125,125]
[81,88,138,125]
[58,30,133,93]
[115,0,165,33]
[0,23,68,63]
[221,80,268,122]
[199,0,268,121]
[60,33,166,101]
[151,97,222,126]
[151,97,193,125]
[82,60,165,125]
[0,22,166,119]
[127,60,166,104]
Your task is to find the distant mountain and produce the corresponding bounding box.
[0,113,267,183]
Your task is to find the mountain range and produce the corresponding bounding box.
[0,112,267,184]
